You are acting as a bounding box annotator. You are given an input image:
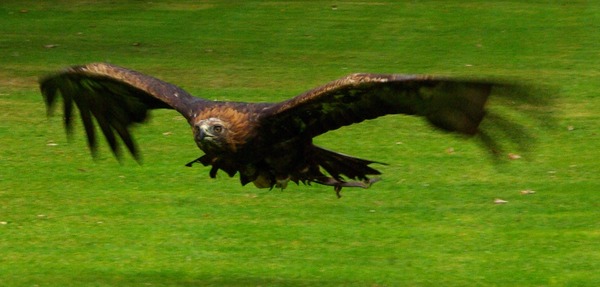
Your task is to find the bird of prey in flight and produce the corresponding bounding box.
[40,63,547,197]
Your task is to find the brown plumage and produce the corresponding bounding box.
[40,63,549,197]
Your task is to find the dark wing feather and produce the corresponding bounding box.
[260,74,552,154]
[40,62,206,160]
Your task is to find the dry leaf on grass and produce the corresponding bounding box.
[508,153,521,160]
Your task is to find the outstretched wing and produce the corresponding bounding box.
[40,62,207,160]
[260,73,550,153]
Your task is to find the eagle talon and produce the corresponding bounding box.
[335,185,342,198]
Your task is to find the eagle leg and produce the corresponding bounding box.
[209,166,219,178]
[313,177,380,198]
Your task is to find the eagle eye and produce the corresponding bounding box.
[212,125,223,134]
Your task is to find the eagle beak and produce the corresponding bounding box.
[195,125,207,141]
[198,128,206,141]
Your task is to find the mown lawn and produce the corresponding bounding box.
[1,1,599,286]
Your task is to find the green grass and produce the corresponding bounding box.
[1,1,599,286]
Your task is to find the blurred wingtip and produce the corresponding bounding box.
[40,81,57,117]
[475,80,559,161]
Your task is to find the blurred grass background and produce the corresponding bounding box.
[1,1,599,286]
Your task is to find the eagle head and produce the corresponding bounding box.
[193,117,230,153]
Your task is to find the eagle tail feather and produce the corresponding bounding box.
[312,145,384,182]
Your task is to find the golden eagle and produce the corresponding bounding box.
[40,63,545,196]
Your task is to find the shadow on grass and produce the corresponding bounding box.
[475,82,560,162]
